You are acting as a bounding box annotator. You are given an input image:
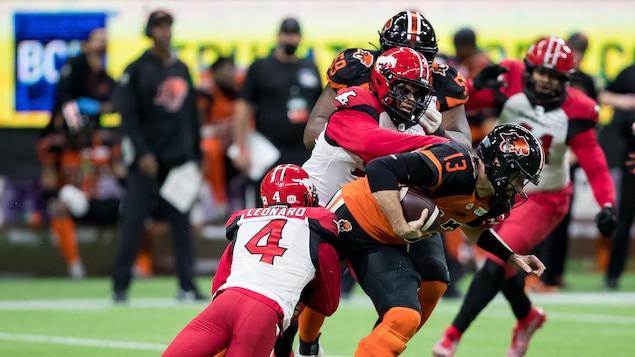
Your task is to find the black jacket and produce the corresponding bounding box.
[115,50,201,169]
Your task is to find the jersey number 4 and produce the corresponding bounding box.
[245,220,288,264]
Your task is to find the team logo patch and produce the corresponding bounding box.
[499,132,530,156]
[352,49,374,68]
[337,219,353,232]
[465,203,474,210]
[473,206,489,216]
[154,77,189,112]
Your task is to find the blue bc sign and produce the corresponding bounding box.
[14,12,106,111]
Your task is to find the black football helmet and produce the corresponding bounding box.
[379,11,438,62]
[477,124,544,209]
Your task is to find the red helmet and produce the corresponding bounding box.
[379,10,438,62]
[260,164,318,207]
[523,36,574,107]
[370,47,434,129]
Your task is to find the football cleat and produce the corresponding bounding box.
[506,306,547,357]
[432,326,461,357]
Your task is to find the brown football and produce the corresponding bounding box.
[399,186,441,232]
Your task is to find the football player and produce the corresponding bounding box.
[296,46,451,357]
[325,123,545,356]
[433,36,617,357]
[162,164,340,357]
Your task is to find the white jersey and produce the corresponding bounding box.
[219,207,317,330]
[499,92,592,194]
[303,111,427,206]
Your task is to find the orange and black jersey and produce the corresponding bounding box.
[326,48,469,112]
[340,141,508,245]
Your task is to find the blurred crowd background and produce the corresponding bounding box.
[0,0,633,285]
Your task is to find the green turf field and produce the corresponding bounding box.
[0,271,633,357]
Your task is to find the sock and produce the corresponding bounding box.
[298,307,326,343]
[274,319,297,357]
[355,307,420,356]
[51,216,80,265]
[417,281,448,330]
[501,273,532,320]
[452,259,505,332]
[134,232,153,277]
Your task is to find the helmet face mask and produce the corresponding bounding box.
[477,124,545,209]
[522,36,575,107]
[260,164,318,208]
[379,11,438,62]
[371,47,435,129]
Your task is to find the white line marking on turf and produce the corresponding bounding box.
[0,333,167,351]
[0,332,350,357]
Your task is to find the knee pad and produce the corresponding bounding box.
[382,307,421,340]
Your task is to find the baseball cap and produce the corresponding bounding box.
[568,32,588,52]
[279,17,301,34]
[145,10,173,37]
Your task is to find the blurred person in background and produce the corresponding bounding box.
[112,10,204,303]
[196,56,244,222]
[231,17,322,208]
[434,36,616,357]
[36,28,147,279]
[598,61,635,290]
[162,164,340,357]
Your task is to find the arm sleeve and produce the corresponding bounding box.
[366,152,438,192]
[301,242,341,316]
[326,109,449,163]
[570,129,616,207]
[114,65,152,159]
[211,242,233,295]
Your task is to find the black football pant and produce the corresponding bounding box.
[334,205,450,317]
[607,168,635,284]
[112,170,197,293]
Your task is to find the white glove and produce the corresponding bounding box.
[418,105,443,134]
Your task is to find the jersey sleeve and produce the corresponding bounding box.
[300,242,341,316]
[569,128,616,207]
[430,62,469,112]
[211,242,233,295]
[327,88,450,163]
[308,208,339,241]
[326,48,376,91]
[225,210,244,241]
[464,59,523,112]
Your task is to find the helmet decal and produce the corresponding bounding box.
[499,132,530,156]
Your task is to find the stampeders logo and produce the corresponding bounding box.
[500,132,530,156]
[154,77,189,112]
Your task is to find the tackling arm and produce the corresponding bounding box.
[303,84,338,150]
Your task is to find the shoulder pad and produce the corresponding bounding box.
[430,62,469,111]
[333,86,379,110]
[563,87,599,123]
[327,48,378,90]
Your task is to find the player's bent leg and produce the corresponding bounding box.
[355,307,421,356]
[417,280,447,330]
[297,307,326,356]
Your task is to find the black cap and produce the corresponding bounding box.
[279,17,301,34]
[145,10,173,37]
[453,28,476,47]
[568,32,588,52]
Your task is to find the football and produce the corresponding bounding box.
[399,186,441,232]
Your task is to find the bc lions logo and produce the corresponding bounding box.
[154,77,189,112]
[352,49,374,68]
[337,219,353,232]
[499,133,530,156]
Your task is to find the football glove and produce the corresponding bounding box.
[418,105,443,134]
[595,205,617,237]
[473,64,509,90]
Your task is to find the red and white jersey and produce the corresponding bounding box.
[218,206,338,329]
[302,86,449,206]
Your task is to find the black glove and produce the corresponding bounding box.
[595,205,617,237]
[473,64,509,90]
